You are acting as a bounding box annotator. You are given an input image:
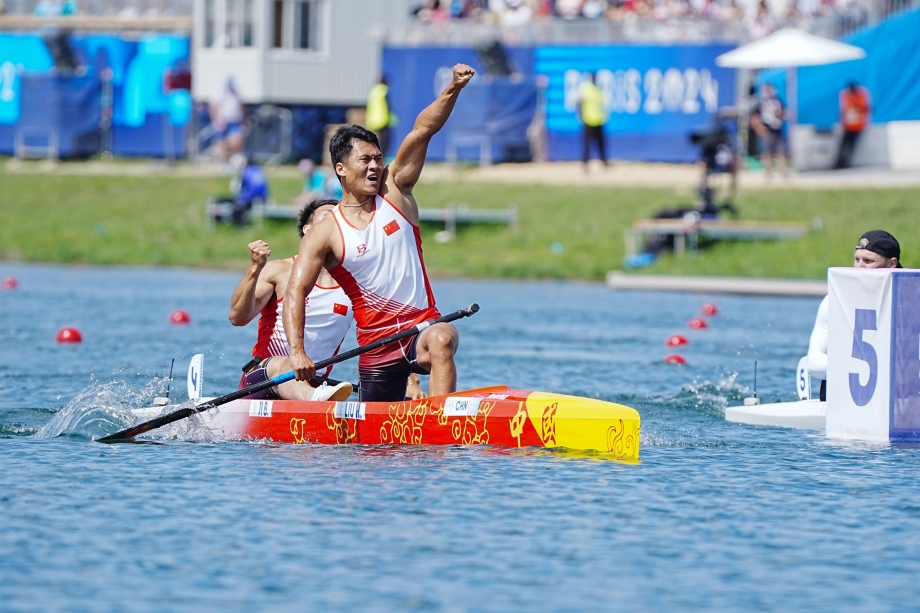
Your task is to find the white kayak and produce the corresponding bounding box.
[725,399,826,431]
[726,357,825,431]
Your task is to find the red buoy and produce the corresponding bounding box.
[688,317,708,330]
[701,302,719,316]
[2,276,17,290]
[663,354,687,365]
[666,334,689,347]
[169,310,191,325]
[56,326,82,343]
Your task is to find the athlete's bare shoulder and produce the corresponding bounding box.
[379,165,407,209]
[297,207,343,269]
[261,257,293,291]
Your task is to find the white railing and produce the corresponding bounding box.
[384,0,919,46]
[386,18,745,45]
[2,0,193,16]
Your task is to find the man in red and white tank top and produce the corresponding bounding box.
[229,199,354,402]
[284,64,476,402]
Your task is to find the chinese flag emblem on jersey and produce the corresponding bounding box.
[333,303,348,316]
[383,220,400,236]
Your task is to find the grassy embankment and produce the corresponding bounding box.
[1,170,918,279]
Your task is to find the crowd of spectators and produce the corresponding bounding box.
[412,0,871,38]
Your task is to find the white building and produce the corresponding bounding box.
[192,0,413,105]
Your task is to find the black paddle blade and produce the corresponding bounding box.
[97,407,197,443]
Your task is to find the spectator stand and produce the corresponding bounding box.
[399,0,898,44]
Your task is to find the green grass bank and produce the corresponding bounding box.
[1,169,918,280]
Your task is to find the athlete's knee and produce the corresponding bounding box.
[424,324,458,359]
[266,357,289,377]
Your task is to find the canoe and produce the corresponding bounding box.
[725,399,826,431]
[132,386,641,460]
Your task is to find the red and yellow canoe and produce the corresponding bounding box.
[139,386,640,460]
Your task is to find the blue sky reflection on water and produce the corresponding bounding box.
[2,262,919,611]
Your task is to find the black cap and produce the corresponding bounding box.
[856,230,902,267]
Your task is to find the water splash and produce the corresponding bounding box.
[616,372,754,449]
[1,422,39,437]
[34,384,137,440]
[142,402,224,443]
[672,372,746,418]
[31,376,210,442]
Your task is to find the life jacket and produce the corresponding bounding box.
[579,81,607,128]
[366,83,390,131]
[840,87,870,132]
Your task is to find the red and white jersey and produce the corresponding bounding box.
[329,195,440,368]
[252,260,353,377]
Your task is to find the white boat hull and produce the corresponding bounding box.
[725,399,826,431]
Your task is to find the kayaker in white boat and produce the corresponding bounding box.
[806,229,902,401]
[228,199,425,402]
[284,63,476,402]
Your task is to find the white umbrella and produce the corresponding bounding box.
[716,28,866,69]
[716,28,866,153]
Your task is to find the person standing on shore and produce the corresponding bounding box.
[284,64,476,402]
[835,81,871,170]
[366,76,394,160]
[576,72,608,172]
[806,230,902,401]
[209,76,245,167]
[750,82,786,178]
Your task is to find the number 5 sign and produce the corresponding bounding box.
[826,268,920,441]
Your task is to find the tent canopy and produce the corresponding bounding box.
[716,28,866,68]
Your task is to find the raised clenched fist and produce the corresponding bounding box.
[248,240,271,268]
[453,64,475,88]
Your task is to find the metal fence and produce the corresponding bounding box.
[2,0,193,16]
[243,105,292,167]
[384,0,920,47]
[188,104,292,166]
[386,17,745,46]
[802,0,920,37]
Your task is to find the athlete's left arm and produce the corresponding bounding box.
[385,64,474,219]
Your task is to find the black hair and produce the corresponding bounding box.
[297,198,338,237]
[329,124,380,170]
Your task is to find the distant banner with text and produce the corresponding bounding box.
[534,44,735,162]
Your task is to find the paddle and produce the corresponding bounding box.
[97,303,480,443]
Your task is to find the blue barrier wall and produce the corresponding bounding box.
[382,46,536,162]
[759,7,920,128]
[383,44,734,163]
[0,33,189,157]
[535,44,735,162]
[447,77,537,163]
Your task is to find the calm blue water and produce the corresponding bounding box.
[2,262,919,611]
